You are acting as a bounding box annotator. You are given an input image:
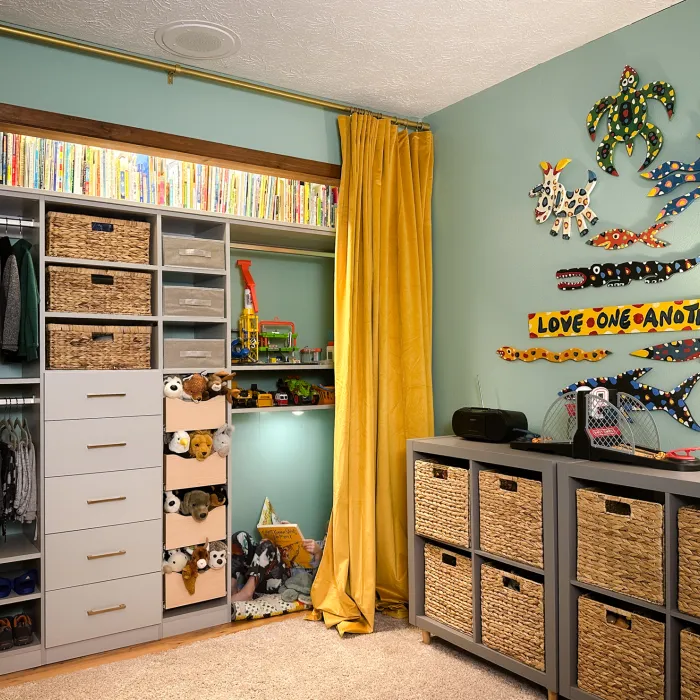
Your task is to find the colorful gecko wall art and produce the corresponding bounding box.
[556,256,700,290]
[560,368,700,431]
[641,135,700,220]
[631,339,700,362]
[586,222,670,250]
[497,347,611,362]
[587,65,675,176]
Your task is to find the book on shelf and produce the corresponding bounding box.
[0,131,338,228]
[257,497,313,568]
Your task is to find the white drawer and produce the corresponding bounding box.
[45,415,163,477]
[45,573,161,648]
[45,468,161,534]
[45,370,162,420]
[45,520,162,591]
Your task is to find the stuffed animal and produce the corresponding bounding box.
[182,373,209,402]
[212,424,233,457]
[181,541,209,594]
[207,371,237,403]
[179,489,211,521]
[163,376,184,399]
[189,430,213,461]
[207,485,227,508]
[208,540,228,569]
[280,571,314,604]
[162,549,189,574]
[164,491,181,513]
[168,430,191,454]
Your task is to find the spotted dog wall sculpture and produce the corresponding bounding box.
[586,65,675,176]
[529,159,598,240]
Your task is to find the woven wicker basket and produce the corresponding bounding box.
[424,543,473,635]
[679,506,700,617]
[681,627,700,700]
[577,488,664,604]
[414,460,469,548]
[47,266,152,316]
[479,470,543,568]
[47,212,150,264]
[578,596,665,700]
[47,324,152,370]
[480,563,545,670]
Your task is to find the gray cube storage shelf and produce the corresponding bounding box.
[0,183,335,675]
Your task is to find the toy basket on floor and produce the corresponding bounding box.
[232,593,311,622]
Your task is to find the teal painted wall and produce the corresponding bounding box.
[230,251,334,538]
[0,36,341,164]
[429,1,700,449]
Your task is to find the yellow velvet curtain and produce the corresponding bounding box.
[310,113,434,635]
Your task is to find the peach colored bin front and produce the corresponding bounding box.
[164,395,226,432]
[165,507,227,550]
[164,454,227,491]
[164,568,227,609]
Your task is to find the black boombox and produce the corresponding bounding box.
[452,407,528,443]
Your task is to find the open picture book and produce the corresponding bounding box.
[257,498,313,567]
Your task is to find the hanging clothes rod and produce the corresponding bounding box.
[229,242,334,259]
[0,217,37,229]
[0,397,39,406]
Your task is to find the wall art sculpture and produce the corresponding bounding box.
[497,346,610,362]
[586,222,670,250]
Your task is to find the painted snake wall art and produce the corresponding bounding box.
[556,256,700,290]
[631,339,700,362]
[497,347,611,363]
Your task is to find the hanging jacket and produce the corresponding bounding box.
[0,236,11,333]
[1,251,19,354]
[12,240,38,361]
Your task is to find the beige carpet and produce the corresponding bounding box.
[0,617,546,699]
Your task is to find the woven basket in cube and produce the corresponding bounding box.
[577,488,664,604]
[424,543,472,636]
[480,563,545,671]
[578,596,664,700]
[47,266,152,316]
[47,212,150,264]
[47,324,151,370]
[679,506,700,617]
[479,470,543,568]
[681,627,700,700]
[414,460,469,548]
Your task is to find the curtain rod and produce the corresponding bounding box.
[0,24,430,132]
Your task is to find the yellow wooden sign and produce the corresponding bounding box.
[528,299,700,338]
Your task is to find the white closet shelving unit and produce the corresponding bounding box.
[0,183,335,673]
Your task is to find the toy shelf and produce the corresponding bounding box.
[231,404,334,414]
[231,364,333,372]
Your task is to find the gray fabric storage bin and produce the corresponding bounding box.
[163,286,225,318]
[163,339,227,369]
[162,235,225,270]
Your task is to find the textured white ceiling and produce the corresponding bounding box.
[0,0,683,117]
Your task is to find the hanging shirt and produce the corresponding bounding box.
[12,240,38,362]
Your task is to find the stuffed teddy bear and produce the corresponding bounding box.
[207,371,237,403]
[162,548,189,574]
[179,489,211,521]
[207,485,227,508]
[168,430,191,454]
[181,541,209,594]
[163,376,184,399]
[208,540,227,569]
[189,430,213,461]
[182,373,209,402]
[212,424,233,457]
[280,571,314,605]
[164,491,181,513]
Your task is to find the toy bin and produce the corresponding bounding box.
[480,563,545,671]
[47,211,151,264]
[164,395,226,432]
[414,460,469,548]
[577,596,665,700]
[478,470,543,568]
[162,235,225,270]
[576,488,664,604]
[164,568,227,609]
[163,286,225,318]
[678,506,700,617]
[681,627,700,700]
[164,454,227,491]
[164,506,227,550]
[163,339,227,372]
[424,543,472,636]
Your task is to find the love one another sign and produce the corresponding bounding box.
[528,299,700,338]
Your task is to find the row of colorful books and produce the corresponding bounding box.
[0,133,338,228]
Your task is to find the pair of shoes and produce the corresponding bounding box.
[0,570,38,598]
[0,614,33,650]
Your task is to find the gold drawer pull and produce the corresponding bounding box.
[86,392,126,399]
[86,550,126,561]
[87,496,127,505]
[87,442,127,450]
[87,603,126,617]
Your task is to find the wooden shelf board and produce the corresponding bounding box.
[45,256,157,272]
[0,378,40,385]
[45,311,157,322]
[0,590,41,608]
[162,266,227,276]
[0,536,40,565]
[475,550,544,576]
[417,534,471,555]
[163,368,226,375]
[672,609,700,625]
[231,404,334,414]
[163,317,227,325]
[570,579,667,614]
[231,364,333,372]
[0,634,41,658]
